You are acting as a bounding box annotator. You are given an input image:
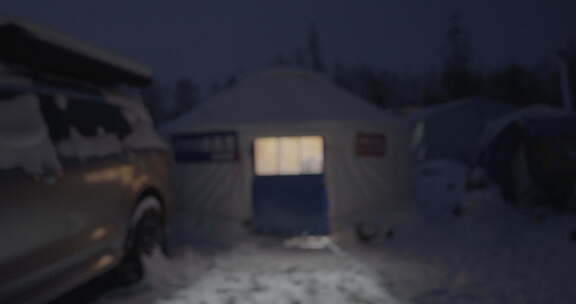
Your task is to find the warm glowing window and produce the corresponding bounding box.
[255,136,324,176]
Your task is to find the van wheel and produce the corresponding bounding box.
[108,197,164,286]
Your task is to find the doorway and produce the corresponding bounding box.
[252,136,328,236]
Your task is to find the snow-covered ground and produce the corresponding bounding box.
[341,208,576,303]
[90,203,576,304]
[95,239,399,304]
[69,161,576,304]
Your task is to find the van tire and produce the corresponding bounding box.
[108,197,164,286]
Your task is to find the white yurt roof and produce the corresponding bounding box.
[164,68,398,130]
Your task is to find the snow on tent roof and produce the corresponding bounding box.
[164,69,397,129]
[0,18,152,86]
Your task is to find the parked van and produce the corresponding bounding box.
[0,19,173,303]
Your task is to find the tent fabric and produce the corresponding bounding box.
[164,69,401,129]
[478,107,575,204]
[162,69,417,241]
[480,105,571,148]
[407,98,517,164]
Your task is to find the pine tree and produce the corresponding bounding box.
[442,13,474,99]
[225,75,238,88]
[332,62,349,89]
[486,64,542,107]
[306,22,325,72]
[293,48,308,68]
[331,63,390,108]
[174,77,199,115]
[422,69,444,105]
[559,43,576,109]
[271,52,289,67]
[210,81,222,96]
[140,83,165,124]
[359,67,389,108]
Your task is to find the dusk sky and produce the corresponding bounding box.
[2,1,576,86]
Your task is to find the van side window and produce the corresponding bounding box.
[39,94,132,143]
[66,97,131,139]
[38,94,69,142]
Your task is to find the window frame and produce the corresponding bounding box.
[172,131,240,163]
[355,132,387,157]
[38,92,132,143]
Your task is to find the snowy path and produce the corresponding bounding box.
[65,207,576,304]
[96,239,399,304]
[69,180,576,304]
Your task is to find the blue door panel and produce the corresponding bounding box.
[253,175,328,236]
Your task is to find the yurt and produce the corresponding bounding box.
[162,69,417,242]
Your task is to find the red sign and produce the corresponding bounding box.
[356,133,386,157]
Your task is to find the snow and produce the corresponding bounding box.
[105,92,169,151]
[283,236,332,250]
[57,127,123,160]
[52,121,166,162]
[96,240,399,304]
[0,18,152,79]
[92,199,576,304]
[0,89,165,176]
[0,93,61,176]
[162,68,400,130]
[354,163,576,303]
[346,208,576,303]
[123,124,169,151]
[64,160,576,304]
[415,159,469,218]
[54,92,167,160]
[91,196,576,304]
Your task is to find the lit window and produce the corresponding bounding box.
[255,136,324,176]
[254,137,278,175]
[300,136,324,174]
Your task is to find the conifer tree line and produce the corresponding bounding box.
[142,15,576,123]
